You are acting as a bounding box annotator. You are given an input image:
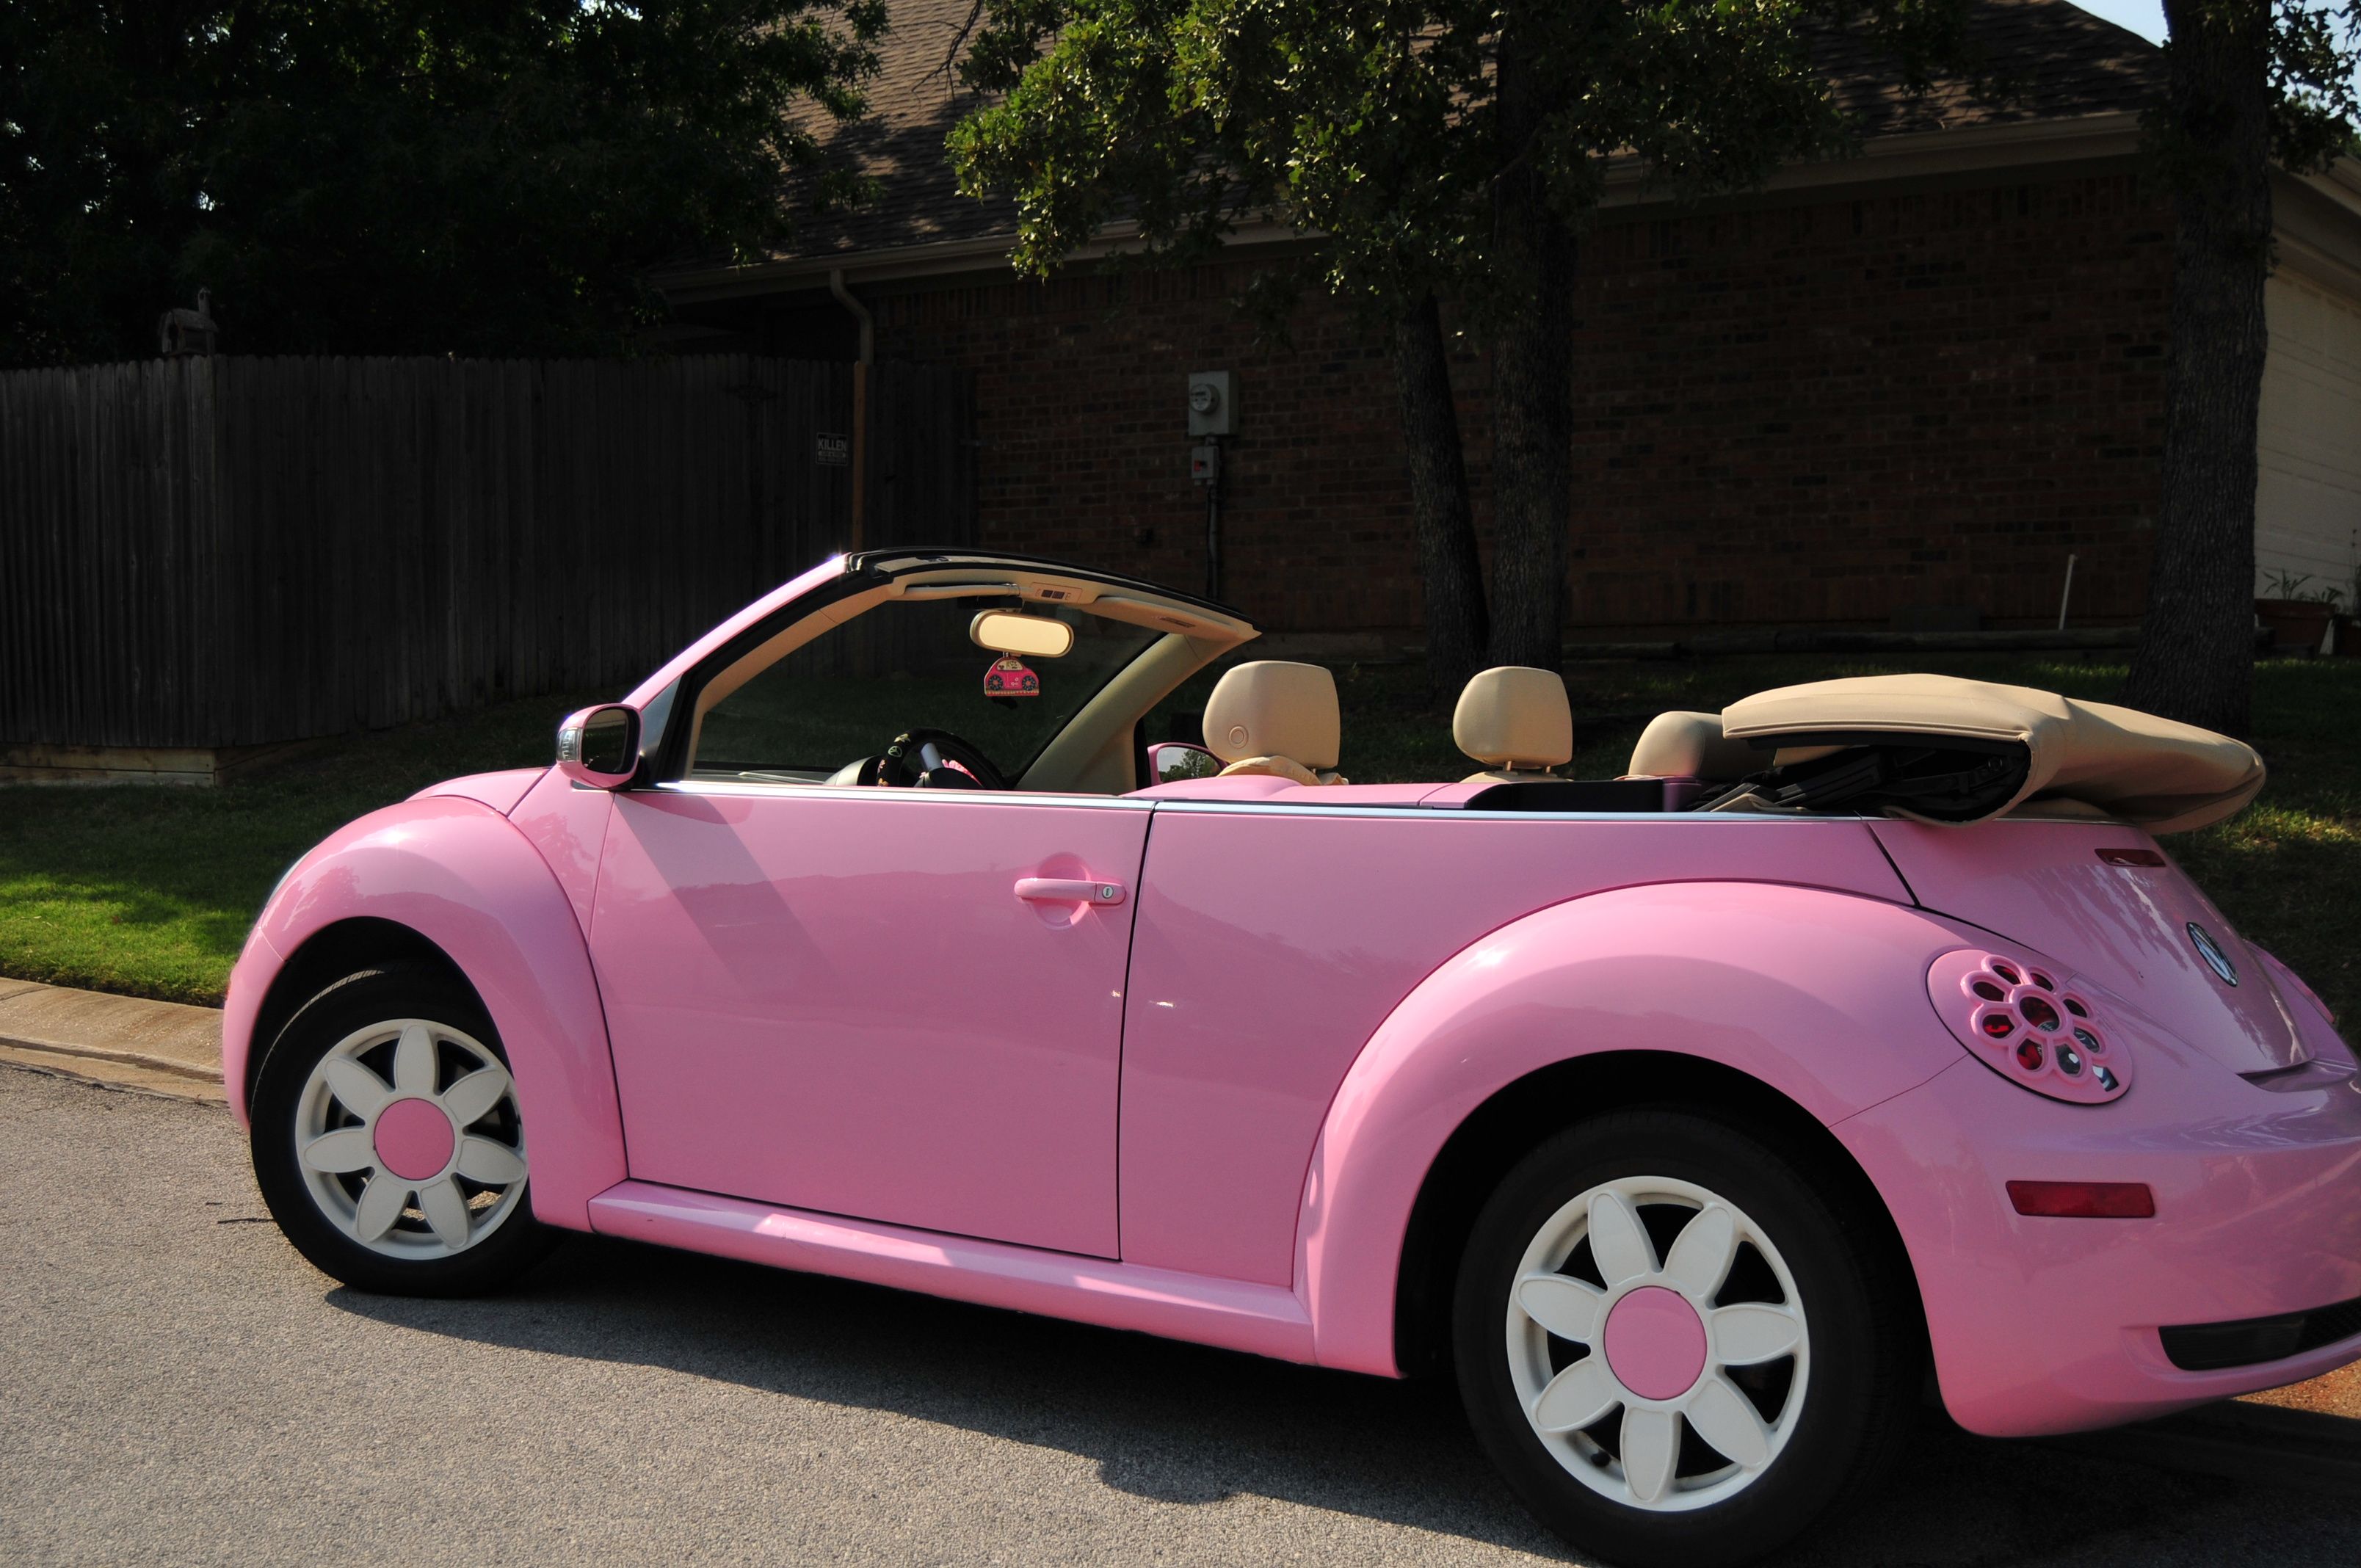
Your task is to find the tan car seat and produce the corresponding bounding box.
[1205,661,1349,785]
[1625,711,1765,780]
[1454,667,1573,783]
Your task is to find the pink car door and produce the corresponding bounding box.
[588,785,1148,1257]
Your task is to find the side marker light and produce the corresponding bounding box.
[2007,1180,2155,1219]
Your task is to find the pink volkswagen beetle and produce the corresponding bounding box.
[228,551,2360,1566]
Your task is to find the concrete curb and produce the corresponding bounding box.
[0,979,224,1102]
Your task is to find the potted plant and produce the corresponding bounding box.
[2255,570,2344,655]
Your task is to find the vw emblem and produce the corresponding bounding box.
[2187,922,2239,987]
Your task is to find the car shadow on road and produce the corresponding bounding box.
[327,1235,2361,1566]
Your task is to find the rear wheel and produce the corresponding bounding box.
[250,966,557,1295]
[1453,1109,1915,1568]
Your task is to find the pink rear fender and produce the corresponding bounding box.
[1294,881,1981,1376]
[225,795,625,1231]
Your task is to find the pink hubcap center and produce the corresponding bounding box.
[373,1097,454,1182]
[1602,1286,1708,1401]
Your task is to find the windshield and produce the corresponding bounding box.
[690,595,1161,780]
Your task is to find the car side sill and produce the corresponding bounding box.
[587,1180,1319,1365]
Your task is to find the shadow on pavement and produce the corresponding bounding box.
[328,1234,2361,1567]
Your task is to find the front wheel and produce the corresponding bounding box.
[250,966,557,1296]
[1453,1109,1916,1568]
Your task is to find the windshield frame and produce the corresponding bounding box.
[686,592,1166,782]
[640,552,1256,788]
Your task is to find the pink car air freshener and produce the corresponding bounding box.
[984,656,1040,697]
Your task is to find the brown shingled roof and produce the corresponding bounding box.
[1824,0,2164,134]
[782,0,1008,258]
[772,0,2162,264]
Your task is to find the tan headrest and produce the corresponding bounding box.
[1719,674,2266,833]
[1205,661,1341,769]
[1454,667,1573,771]
[1628,711,1766,780]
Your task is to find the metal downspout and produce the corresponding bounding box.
[829,269,874,551]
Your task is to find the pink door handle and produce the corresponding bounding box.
[1015,877,1127,907]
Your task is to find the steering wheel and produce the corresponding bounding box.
[866,729,1009,790]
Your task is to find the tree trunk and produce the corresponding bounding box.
[2121,0,2274,736]
[1486,23,1575,672]
[1392,291,1488,692]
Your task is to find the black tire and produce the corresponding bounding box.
[1452,1108,1918,1568]
[250,965,559,1296]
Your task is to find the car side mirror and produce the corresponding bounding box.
[556,705,642,788]
[1147,741,1222,785]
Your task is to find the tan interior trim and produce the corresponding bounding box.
[1020,631,1253,792]
[686,584,896,766]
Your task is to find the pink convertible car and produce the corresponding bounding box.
[229,551,2360,1564]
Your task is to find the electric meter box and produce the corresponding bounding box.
[1187,371,1236,437]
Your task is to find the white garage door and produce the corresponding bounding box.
[2257,272,2361,603]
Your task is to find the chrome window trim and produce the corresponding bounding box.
[659,780,1157,812]
[659,780,1879,824]
[1144,802,1880,823]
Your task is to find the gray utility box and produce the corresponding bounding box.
[1187,370,1236,437]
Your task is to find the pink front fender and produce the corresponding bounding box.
[1294,881,1978,1376]
[228,796,625,1231]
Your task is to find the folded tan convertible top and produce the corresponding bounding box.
[1719,675,2265,833]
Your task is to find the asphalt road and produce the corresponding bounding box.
[4,1064,2360,1567]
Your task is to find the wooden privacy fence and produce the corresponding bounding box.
[0,354,974,752]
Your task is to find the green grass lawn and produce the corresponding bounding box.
[0,689,605,1006]
[3,653,2354,1020]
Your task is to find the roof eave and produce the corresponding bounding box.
[660,111,2153,302]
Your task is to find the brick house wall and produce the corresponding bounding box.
[840,167,2171,639]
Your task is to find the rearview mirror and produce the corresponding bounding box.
[971,611,1075,659]
[556,705,641,788]
[1147,741,1222,785]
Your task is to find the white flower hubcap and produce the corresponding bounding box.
[294,1018,529,1259]
[1504,1175,1810,1512]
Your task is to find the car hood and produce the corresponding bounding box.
[411,766,550,816]
[1873,817,2310,1076]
